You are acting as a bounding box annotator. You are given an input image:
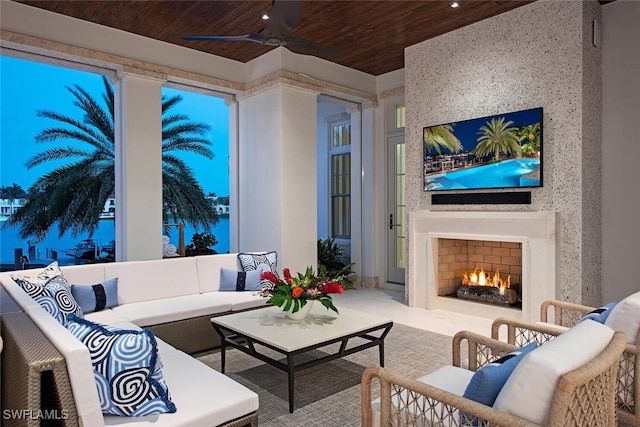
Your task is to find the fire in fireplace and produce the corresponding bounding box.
[457,267,520,306]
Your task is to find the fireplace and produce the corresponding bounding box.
[408,211,558,322]
[438,238,522,308]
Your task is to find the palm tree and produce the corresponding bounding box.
[517,123,541,157]
[423,124,463,155]
[473,117,521,161]
[7,77,219,240]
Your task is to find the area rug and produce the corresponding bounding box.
[196,323,454,426]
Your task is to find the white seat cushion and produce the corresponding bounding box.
[104,339,258,426]
[201,291,269,311]
[493,319,615,424]
[84,308,132,325]
[60,264,107,286]
[111,294,231,327]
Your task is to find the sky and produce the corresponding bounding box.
[424,108,542,154]
[0,55,230,196]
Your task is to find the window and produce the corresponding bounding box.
[160,87,230,255]
[1,55,115,270]
[329,122,351,239]
[395,103,406,129]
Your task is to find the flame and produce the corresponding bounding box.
[462,267,511,290]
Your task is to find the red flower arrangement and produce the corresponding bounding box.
[260,266,346,314]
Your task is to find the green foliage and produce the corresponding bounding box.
[474,117,521,161]
[317,237,355,289]
[186,232,218,251]
[7,76,219,239]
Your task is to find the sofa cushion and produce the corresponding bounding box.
[15,276,83,325]
[493,319,615,424]
[102,338,259,426]
[463,341,538,407]
[579,301,617,324]
[201,291,269,312]
[111,294,232,327]
[67,315,176,417]
[195,253,243,293]
[71,278,119,314]
[84,308,132,325]
[605,291,640,343]
[60,263,107,287]
[11,260,69,287]
[219,268,262,292]
[104,257,200,304]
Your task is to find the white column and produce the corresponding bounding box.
[113,69,165,261]
[348,104,363,280]
[226,96,240,253]
[237,83,319,273]
[359,105,378,285]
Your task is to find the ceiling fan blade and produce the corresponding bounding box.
[183,33,267,43]
[285,38,342,58]
[269,0,304,29]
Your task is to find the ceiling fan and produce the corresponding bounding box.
[182,0,341,58]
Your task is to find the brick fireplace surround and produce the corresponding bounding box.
[408,211,558,322]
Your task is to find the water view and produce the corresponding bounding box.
[1,218,230,269]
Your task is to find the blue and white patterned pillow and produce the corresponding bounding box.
[15,275,83,325]
[237,251,278,291]
[11,260,70,287]
[66,315,176,416]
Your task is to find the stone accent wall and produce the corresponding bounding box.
[405,0,602,307]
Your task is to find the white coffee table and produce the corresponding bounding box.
[210,303,393,413]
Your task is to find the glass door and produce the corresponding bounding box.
[387,134,405,283]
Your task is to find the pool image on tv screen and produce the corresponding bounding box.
[423,107,543,192]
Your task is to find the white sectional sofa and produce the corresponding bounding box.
[0,253,269,427]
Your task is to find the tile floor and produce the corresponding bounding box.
[332,286,494,338]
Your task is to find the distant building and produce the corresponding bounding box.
[0,198,26,221]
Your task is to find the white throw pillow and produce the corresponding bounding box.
[604,290,640,344]
[493,320,614,425]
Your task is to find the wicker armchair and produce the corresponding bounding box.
[362,329,626,427]
[492,299,640,426]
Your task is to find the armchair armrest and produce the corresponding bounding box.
[361,366,539,427]
[491,317,567,347]
[540,299,595,327]
[452,330,518,371]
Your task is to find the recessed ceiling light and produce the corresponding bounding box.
[451,2,459,8]
[262,13,269,20]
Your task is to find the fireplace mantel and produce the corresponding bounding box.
[408,211,558,322]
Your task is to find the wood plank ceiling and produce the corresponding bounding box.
[15,0,541,76]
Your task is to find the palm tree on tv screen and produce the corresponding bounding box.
[473,117,521,161]
[517,123,541,156]
[6,76,219,240]
[423,124,463,155]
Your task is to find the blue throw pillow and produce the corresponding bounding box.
[463,341,538,407]
[66,315,176,416]
[579,301,617,324]
[15,275,83,325]
[219,268,262,291]
[71,278,119,313]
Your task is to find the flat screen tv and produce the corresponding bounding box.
[423,107,543,192]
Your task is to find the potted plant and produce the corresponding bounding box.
[185,232,218,256]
